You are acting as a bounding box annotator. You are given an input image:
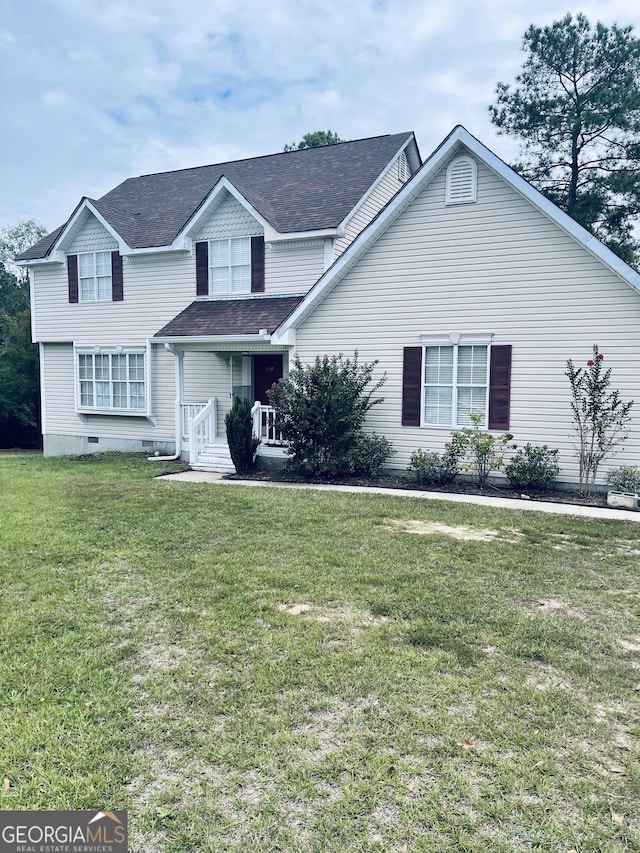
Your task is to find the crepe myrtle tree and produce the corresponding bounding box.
[267,351,393,479]
[565,345,634,494]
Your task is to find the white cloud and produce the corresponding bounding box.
[2,0,640,230]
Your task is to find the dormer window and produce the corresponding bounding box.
[210,237,251,295]
[79,251,112,301]
[445,156,477,205]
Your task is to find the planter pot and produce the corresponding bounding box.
[606,490,640,510]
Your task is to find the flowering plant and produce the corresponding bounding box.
[565,344,634,494]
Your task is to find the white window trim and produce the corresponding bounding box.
[78,251,112,303]
[208,236,251,296]
[419,332,493,428]
[74,345,149,416]
[445,156,477,205]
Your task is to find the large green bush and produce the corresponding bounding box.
[267,352,392,478]
[225,396,259,475]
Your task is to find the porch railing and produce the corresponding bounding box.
[181,402,213,442]
[251,402,287,446]
[188,398,217,463]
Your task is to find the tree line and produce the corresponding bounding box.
[0,220,45,448]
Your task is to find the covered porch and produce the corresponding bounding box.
[153,295,301,472]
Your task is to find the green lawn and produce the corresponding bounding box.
[0,453,638,852]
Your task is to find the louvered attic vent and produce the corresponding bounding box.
[398,152,409,183]
[445,155,477,205]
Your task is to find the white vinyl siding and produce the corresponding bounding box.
[293,157,640,485]
[265,240,325,294]
[40,343,177,449]
[209,237,251,295]
[79,251,111,302]
[333,159,405,259]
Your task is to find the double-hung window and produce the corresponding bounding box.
[79,252,112,302]
[209,237,251,295]
[77,349,146,412]
[423,336,490,426]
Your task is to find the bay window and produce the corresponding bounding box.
[77,349,146,412]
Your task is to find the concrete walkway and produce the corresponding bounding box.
[159,470,640,522]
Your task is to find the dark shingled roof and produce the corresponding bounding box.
[19,133,414,260]
[154,296,304,338]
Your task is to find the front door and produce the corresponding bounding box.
[253,354,283,404]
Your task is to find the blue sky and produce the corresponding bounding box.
[2,0,640,232]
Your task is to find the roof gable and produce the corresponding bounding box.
[273,126,640,339]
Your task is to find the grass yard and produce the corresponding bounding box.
[0,453,638,852]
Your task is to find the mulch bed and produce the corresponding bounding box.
[230,470,611,508]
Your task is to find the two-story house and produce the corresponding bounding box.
[20,126,640,486]
[18,132,421,469]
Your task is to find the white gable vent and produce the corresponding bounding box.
[445,156,477,205]
[398,152,409,183]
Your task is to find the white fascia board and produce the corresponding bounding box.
[124,244,192,256]
[265,226,341,242]
[152,334,273,346]
[17,253,65,268]
[334,133,417,237]
[273,125,640,340]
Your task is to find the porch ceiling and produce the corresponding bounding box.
[154,295,304,338]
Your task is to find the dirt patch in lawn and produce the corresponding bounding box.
[384,518,521,542]
[531,598,587,619]
[278,603,388,626]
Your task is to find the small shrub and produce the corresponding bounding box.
[505,443,560,490]
[225,396,259,475]
[451,414,515,487]
[408,447,460,487]
[348,434,395,477]
[606,465,640,494]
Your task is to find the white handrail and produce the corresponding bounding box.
[188,397,217,464]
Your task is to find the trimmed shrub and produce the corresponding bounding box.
[408,447,460,487]
[505,443,560,490]
[606,465,640,493]
[225,396,259,475]
[267,351,392,478]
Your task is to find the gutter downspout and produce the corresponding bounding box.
[149,343,184,462]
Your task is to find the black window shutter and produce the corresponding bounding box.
[196,241,209,295]
[401,346,422,426]
[67,255,79,303]
[111,251,123,301]
[488,345,512,430]
[251,235,265,293]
